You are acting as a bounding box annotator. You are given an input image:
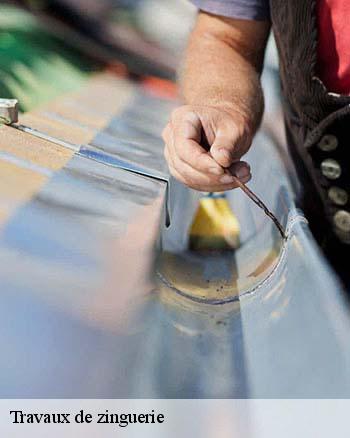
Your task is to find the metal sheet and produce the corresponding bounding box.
[86,89,175,180]
[0,67,350,399]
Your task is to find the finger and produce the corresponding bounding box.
[164,144,173,168]
[229,161,251,180]
[162,122,173,144]
[174,137,225,176]
[166,143,213,186]
[210,121,251,168]
[171,117,224,176]
[171,110,202,142]
[166,143,251,187]
[168,148,251,191]
[170,164,251,192]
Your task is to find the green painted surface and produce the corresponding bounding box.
[0,5,97,111]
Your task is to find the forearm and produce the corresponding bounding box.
[181,12,270,135]
[163,13,270,191]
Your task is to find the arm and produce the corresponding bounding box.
[163,12,270,191]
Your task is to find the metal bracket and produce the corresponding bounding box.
[0,99,19,124]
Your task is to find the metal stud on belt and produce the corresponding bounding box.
[328,187,348,206]
[333,210,350,243]
[334,210,350,232]
[321,158,342,180]
[318,134,338,152]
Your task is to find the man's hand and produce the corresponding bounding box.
[163,104,252,191]
[163,12,270,191]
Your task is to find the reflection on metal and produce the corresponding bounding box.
[79,145,167,182]
[158,251,240,304]
[14,123,80,152]
[231,174,287,239]
[0,67,350,401]
[14,85,169,182]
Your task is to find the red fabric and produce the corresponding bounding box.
[317,0,350,95]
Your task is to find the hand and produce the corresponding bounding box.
[162,105,253,191]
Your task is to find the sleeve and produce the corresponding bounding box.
[190,0,270,21]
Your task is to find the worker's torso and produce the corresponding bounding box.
[317,0,350,95]
[270,0,350,278]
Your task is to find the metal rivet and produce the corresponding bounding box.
[321,159,342,180]
[328,187,348,206]
[318,134,338,152]
[334,210,350,233]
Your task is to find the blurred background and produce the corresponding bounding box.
[0,0,198,111]
[0,0,281,131]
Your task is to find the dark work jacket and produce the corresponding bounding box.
[270,0,350,280]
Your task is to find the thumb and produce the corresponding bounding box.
[210,122,242,168]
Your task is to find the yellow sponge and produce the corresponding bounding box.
[189,192,240,251]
